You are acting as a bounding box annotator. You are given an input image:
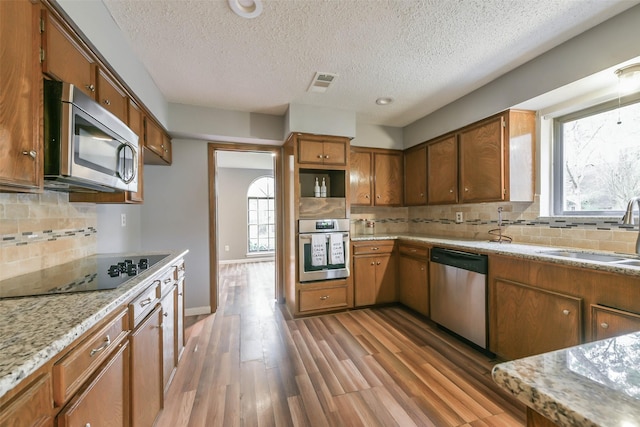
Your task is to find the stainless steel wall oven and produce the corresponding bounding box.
[298,219,350,282]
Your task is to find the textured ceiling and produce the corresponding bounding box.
[102,0,638,127]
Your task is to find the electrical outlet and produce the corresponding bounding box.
[455,212,463,223]
[120,213,126,227]
[224,245,230,252]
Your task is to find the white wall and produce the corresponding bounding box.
[141,140,210,314]
[352,122,403,150]
[96,204,142,253]
[286,104,357,138]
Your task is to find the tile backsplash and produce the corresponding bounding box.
[0,192,97,281]
[351,196,639,254]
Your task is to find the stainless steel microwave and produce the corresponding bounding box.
[43,80,139,192]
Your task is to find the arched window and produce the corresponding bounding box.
[247,176,275,253]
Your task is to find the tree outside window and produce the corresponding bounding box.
[247,176,275,253]
[555,99,640,215]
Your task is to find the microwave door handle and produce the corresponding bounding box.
[117,142,137,184]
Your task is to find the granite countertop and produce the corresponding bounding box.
[351,233,640,277]
[0,250,188,400]
[492,332,640,426]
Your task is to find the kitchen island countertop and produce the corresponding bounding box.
[0,250,188,400]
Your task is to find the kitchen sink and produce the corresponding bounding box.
[615,259,640,267]
[541,250,628,263]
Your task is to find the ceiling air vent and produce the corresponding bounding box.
[308,72,337,93]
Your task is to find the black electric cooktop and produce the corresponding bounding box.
[0,254,169,299]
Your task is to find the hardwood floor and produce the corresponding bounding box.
[157,261,525,427]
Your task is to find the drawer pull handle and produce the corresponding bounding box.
[319,295,329,300]
[139,297,153,307]
[90,335,111,357]
[562,309,570,316]
[372,247,379,251]
[164,278,172,284]
[600,322,609,329]
[410,249,417,252]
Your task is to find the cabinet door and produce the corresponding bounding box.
[459,115,505,203]
[41,9,96,98]
[322,141,347,165]
[297,139,325,164]
[350,149,372,205]
[130,306,163,427]
[404,146,427,206]
[0,0,41,191]
[591,305,640,341]
[144,116,171,165]
[57,342,129,427]
[128,101,144,202]
[491,278,582,360]
[398,255,429,316]
[96,67,128,123]
[376,253,397,304]
[161,289,176,392]
[373,152,403,206]
[176,278,185,360]
[0,374,53,427]
[354,256,377,306]
[427,135,458,204]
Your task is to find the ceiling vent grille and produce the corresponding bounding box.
[308,72,338,93]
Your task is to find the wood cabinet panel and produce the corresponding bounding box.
[96,67,128,123]
[298,137,347,166]
[398,245,429,316]
[490,278,582,360]
[130,306,163,427]
[353,240,397,307]
[0,373,53,427]
[350,150,372,205]
[41,9,96,98]
[404,145,427,206]
[427,134,458,205]
[0,0,42,191]
[373,152,403,206]
[591,305,640,341]
[459,115,505,203]
[57,341,129,427]
[161,288,177,392]
[354,256,379,306]
[176,278,185,360]
[299,286,349,312]
[129,283,159,327]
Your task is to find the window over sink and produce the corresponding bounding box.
[553,95,640,216]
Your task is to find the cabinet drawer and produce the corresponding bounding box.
[299,286,349,312]
[53,308,128,406]
[174,259,186,281]
[591,304,640,341]
[0,373,53,427]
[159,267,177,298]
[398,244,429,258]
[353,241,395,255]
[129,283,159,328]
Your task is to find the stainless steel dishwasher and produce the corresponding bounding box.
[429,247,489,350]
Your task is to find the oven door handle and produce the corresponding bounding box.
[298,233,349,240]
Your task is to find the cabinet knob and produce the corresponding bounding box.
[420,267,425,271]
[420,193,424,197]
[600,322,609,329]
[449,189,454,193]
[22,150,37,159]
[85,84,95,92]
[324,155,330,159]
[317,154,323,159]
[562,309,570,316]
[370,261,375,265]
[464,187,469,192]
[164,312,169,317]
[365,195,370,199]
[376,261,381,265]
[85,424,91,427]
[103,99,111,106]
[376,195,380,199]
[319,295,329,300]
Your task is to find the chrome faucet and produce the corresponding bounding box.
[621,197,640,254]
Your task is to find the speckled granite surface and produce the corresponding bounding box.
[352,233,640,277]
[492,332,640,427]
[0,250,188,400]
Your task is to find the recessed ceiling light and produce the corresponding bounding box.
[376,97,394,105]
[228,0,263,19]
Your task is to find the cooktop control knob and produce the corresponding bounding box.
[138,258,149,269]
[107,265,121,277]
[126,264,138,276]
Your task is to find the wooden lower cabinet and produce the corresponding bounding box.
[130,305,163,427]
[298,285,349,312]
[398,252,429,316]
[0,373,53,427]
[591,304,640,341]
[490,278,582,360]
[161,287,177,392]
[56,341,130,427]
[353,241,397,306]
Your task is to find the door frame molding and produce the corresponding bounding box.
[207,143,284,313]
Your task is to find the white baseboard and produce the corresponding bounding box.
[219,257,275,264]
[185,306,211,316]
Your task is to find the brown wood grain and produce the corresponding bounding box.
[404,145,427,206]
[427,134,458,205]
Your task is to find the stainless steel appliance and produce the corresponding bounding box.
[429,247,489,350]
[0,254,168,299]
[298,219,350,282]
[43,79,139,192]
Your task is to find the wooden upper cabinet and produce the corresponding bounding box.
[0,0,42,192]
[350,149,372,205]
[297,135,348,166]
[374,151,403,206]
[458,110,535,204]
[41,8,96,99]
[427,134,458,205]
[459,115,505,203]
[144,116,172,165]
[404,145,427,206]
[96,67,128,123]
